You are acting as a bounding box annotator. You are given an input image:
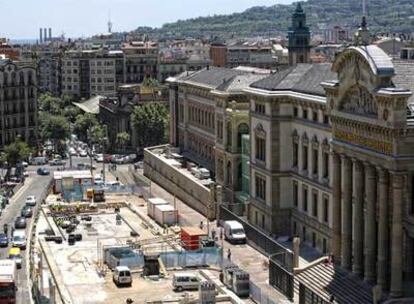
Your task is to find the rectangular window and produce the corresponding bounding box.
[324,114,330,125]
[302,226,307,241]
[312,148,318,175]
[323,152,329,179]
[313,111,318,122]
[293,142,298,167]
[255,174,266,201]
[303,109,308,119]
[255,102,265,114]
[323,196,329,223]
[256,137,266,162]
[302,145,308,171]
[293,107,298,117]
[312,191,318,217]
[293,181,298,207]
[303,186,308,212]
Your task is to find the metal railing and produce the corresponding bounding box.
[218,205,295,300]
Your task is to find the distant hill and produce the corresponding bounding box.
[133,0,414,39]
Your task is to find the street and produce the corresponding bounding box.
[0,166,52,304]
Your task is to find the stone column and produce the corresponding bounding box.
[341,155,352,270]
[353,159,364,276]
[332,152,342,260]
[390,173,404,298]
[364,163,377,283]
[377,168,389,290]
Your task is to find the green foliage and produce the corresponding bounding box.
[38,92,80,122]
[89,124,108,147]
[131,103,169,148]
[40,114,70,153]
[3,138,32,166]
[142,77,161,87]
[116,132,131,148]
[73,113,99,142]
[133,0,414,38]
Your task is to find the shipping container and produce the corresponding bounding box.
[147,198,169,219]
[180,227,207,250]
[153,204,178,226]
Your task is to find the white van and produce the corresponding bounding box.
[172,272,200,291]
[112,266,132,287]
[223,220,246,244]
[12,230,26,250]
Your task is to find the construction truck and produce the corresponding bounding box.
[0,260,17,303]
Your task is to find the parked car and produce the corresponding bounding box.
[79,150,88,157]
[21,206,33,218]
[14,217,27,229]
[0,233,8,247]
[25,195,36,206]
[113,266,132,287]
[21,161,28,168]
[37,168,50,175]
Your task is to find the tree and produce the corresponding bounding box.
[2,138,32,178]
[4,139,31,166]
[131,103,169,148]
[116,132,131,151]
[73,113,99,142]
[62,106,82,124]
[38,93,62,115]
[40,115,70,154]
[89,124,108,148]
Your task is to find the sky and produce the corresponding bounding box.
[0,0,295,39]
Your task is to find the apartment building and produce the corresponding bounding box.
[0,59,38,148]
[62,49,124,98]
[122,41,158,83]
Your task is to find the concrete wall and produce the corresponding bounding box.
[143,145,215,220]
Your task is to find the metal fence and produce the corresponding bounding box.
[219,205,295,300]
[250,281,278,304]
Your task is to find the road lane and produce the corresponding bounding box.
[0,169,52,304]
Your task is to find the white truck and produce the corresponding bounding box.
[223,220,246,244]
[0,259,17,303]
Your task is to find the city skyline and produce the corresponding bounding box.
[0,0,294,39]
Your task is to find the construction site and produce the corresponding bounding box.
[29,183,253,304]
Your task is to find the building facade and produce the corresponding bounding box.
[122,41,159,84]
[168,38,414,297]
[37,54,62,96]
[0,59,38,148]
[62,50,124,98]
